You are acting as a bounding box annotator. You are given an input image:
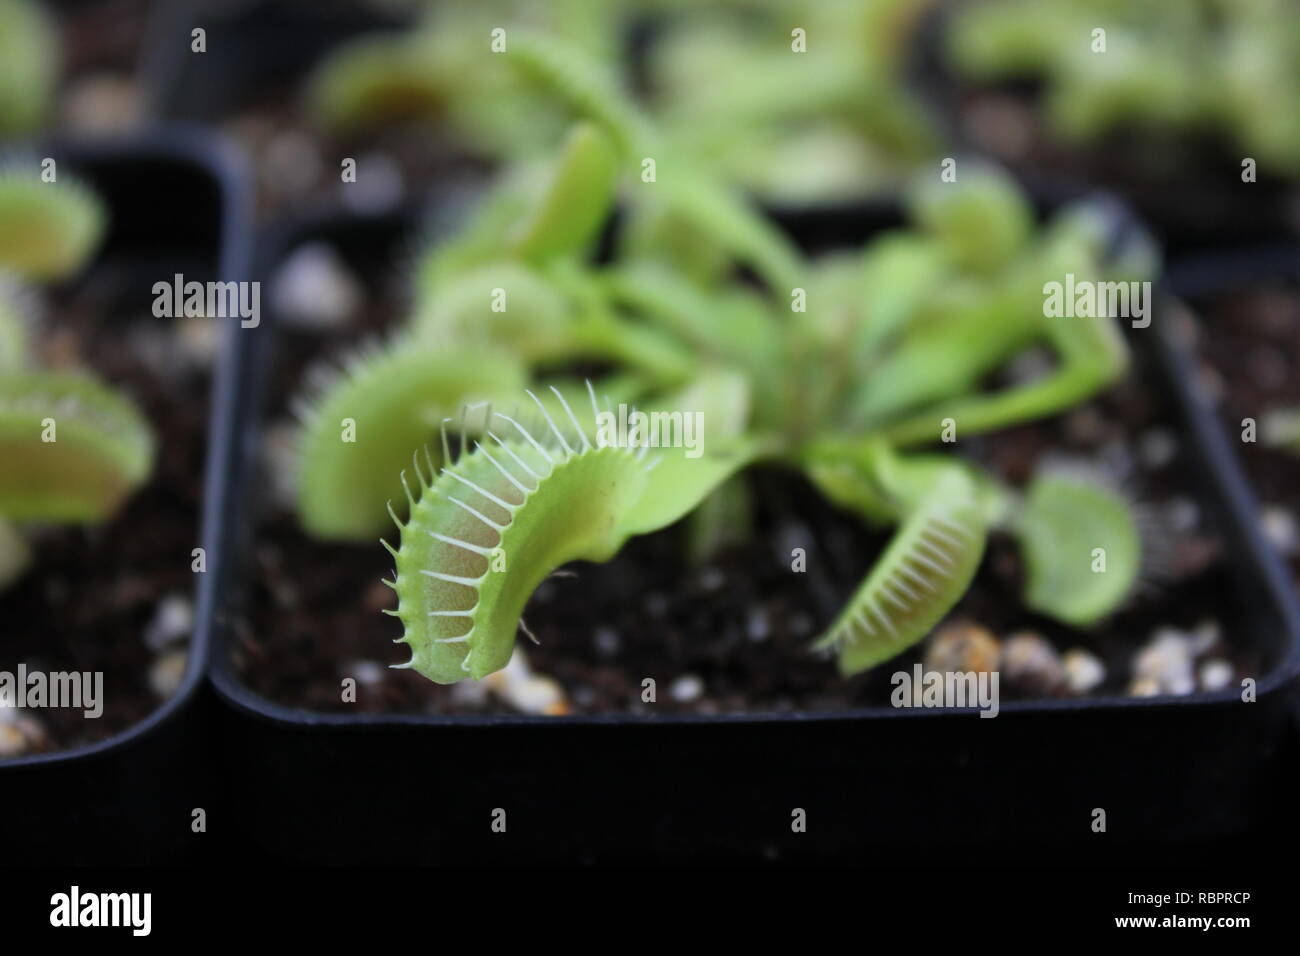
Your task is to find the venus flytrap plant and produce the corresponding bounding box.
[292,37,1151,687]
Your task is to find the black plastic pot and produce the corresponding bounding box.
[0,129,251,864]
[209,194,1300,864]
[141,0,414,122]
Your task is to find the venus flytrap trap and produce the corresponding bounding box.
[0,167,106,283]
[292,339,528,540]
[0,371,154,523]
[386,390,756,682]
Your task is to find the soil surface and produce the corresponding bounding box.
[230,233,1252,717]
[1189,279,1300,577]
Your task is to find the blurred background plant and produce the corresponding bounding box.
[304,0,941,206]
[0,168,155,591]
[945,0,1300,177]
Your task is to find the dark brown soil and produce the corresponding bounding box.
[55,0,154,76]
[1190,279,1300,575]
[0,275,207,754]
[230,237,1247,716]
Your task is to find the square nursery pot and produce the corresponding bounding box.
[0,129,251,864]
[209,189,1300,865]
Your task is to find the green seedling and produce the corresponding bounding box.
[0,168,107,282]
[0,0,57,136]
[294,36,1147,685]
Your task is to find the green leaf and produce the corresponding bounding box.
[506,32,804,293]
[511,122,620,263]
[1015,473,1140,627]
[505,32,654,156]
